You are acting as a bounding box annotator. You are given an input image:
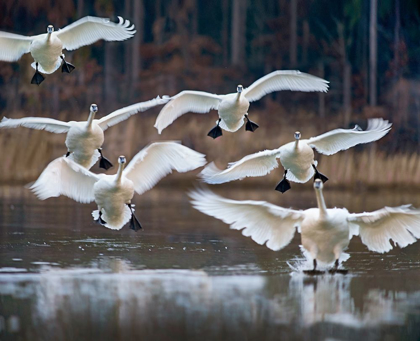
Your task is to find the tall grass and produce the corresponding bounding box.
[0,108,417,189]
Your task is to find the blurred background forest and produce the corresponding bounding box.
[0,0,420,188]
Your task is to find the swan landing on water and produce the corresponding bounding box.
[200,118,392,193]
[0,96,169,170]
[154,70,329,139]
[190,181,420,274]
[0,16,135,85]
[30,142,207,231]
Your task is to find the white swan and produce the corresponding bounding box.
[0,16,135,84]
[154,70,329,138]
[0,96,169,169]
[31,142,207,230]
[200,118,392,193]
[190,181,420,273]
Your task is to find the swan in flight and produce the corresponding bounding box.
[200,118,392,193]
[154,70,329,139]
[0,96,169,169]
[0,16,135,85]
[190,181,420,274]
[31,142,207,230]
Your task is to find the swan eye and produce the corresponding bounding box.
[90,104,98,112]
[118,156,126,164]
[294,131,301,140]
[237,85,243,93]
[314,179,323,189]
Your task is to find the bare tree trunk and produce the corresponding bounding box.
[302,20,309,65]
[125,0,131,87]
[318,61,325,119]
[343,62,352,126]
[130,0,143,100]
[222,0,229,66]
[77,0,85,87]
[369,0,377,106]
[289,0,297,67]
[104,44,116,107]
[394,0,400,80]
[231,0,247,68]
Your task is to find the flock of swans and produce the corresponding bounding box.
[1,15,420,274]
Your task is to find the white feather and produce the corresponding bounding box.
[56,16,136,51]
[30,157,101,203]
[124,142,207,195]
[0,31,32,62]
[189,188,304,251]
[97,96,169,131]
[348,205,420,253]
[200,149,281,184]
[307,118,392,156]
[0,117,71,134]
[243,70,329,102]
[154,91,221,134]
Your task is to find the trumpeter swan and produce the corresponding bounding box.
[200,118,391,193]
[31,142,207,230]
[0,96,169,169]
[154,70,329,139]
[0,16,135,84]
[190,181,420,274]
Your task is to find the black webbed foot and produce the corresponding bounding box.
[65,152,71,157]
[245,115,259,132]
[98,149,113,170]
[127,204,142,231]
[303,259,324,275]
[31,63,45,85]
[328,259,348,274]
[61,56,75,73]
[95,211,106,225]
[207,119,223,139]
[275,170,291,193]
[312,164,329,183]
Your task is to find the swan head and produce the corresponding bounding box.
[90,103,98,114]
[314,179,323,190]
[118,156,126,165]
[47,25,54,34]
[237,85,243,93]
[294,131,301,140]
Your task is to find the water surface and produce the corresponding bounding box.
[1,186,420,340]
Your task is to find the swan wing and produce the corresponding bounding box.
[124,141,206,195]
[189,188,304,251]
[348,205,420,253]
[154,91,222,134]
[307,118,392,156]
[97,96,170,131]
[56,16,136,51]
[0,117,71,133]
[243,70,329,103]
[30,157,101,203]
[0,31,32,62]
[200,149,281,184]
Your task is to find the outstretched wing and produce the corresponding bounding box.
[0,117,71,134]
[200,149,281,184]
[189,188,304,251]
[30,157,101,203]
[56,16,135,51]
[154,91,222,134]
[348,205,420,253]
[307,118,392,156]
[0,31,32,62]
[124,141,206,195]
[243,70,329,103]
[97,96,170,131]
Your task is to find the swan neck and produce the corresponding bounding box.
[47,33,52,42]
[86,111,95,130]
[315,189,328,218]
[115,163,125,184]
[236,92,241,100]
[294,140,299,149]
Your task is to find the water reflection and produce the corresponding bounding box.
[1,263,420,340]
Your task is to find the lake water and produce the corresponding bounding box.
[1,185,420,340]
